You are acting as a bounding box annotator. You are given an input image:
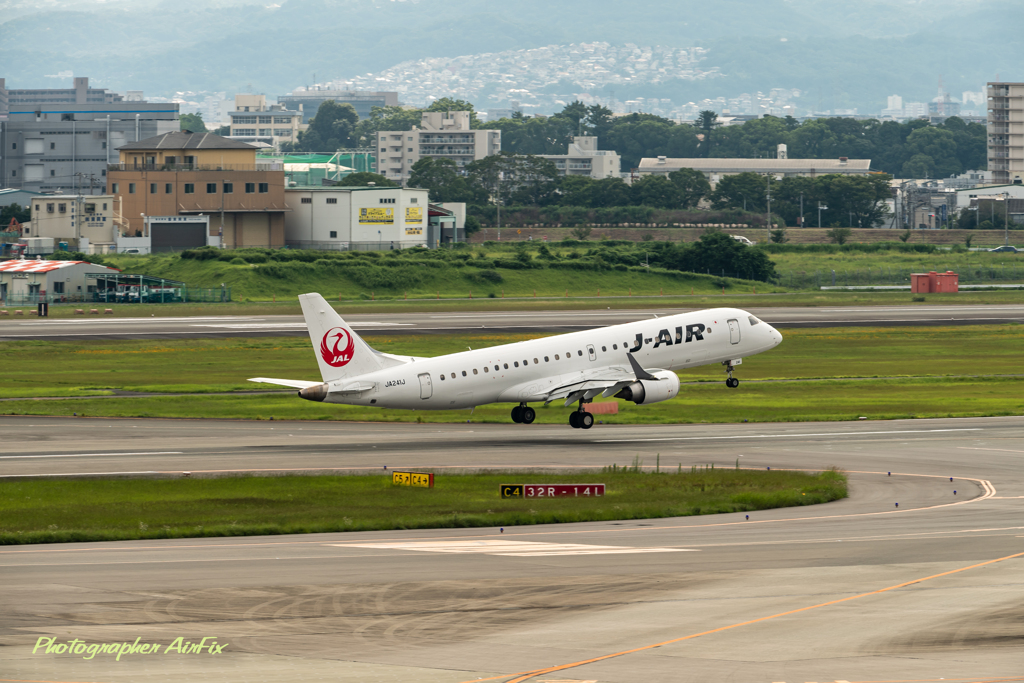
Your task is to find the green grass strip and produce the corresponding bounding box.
[0,469,847,545]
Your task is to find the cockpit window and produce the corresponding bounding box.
[748,316,760,326]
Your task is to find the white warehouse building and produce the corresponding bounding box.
[284,186,431,250]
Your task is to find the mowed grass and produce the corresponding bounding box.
[4,375,1019,423]
[1,325,1021,399]
[0,468,847,545]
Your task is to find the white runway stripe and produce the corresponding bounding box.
[335,540,694,556]
[0,451,183,459]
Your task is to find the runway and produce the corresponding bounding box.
[2,415,1023,683]
[2,303,1023,340]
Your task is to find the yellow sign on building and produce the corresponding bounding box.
[392,471,434,488]
[405,227,423,236]
[405,207,423,223]
[359,207,394,224]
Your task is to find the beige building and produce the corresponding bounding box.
[376,111,501,183]
[227,94,306,151]
[107,131,286,248]
[284,186,430,250]
[26,194,118,252]
[537,136,621,179]
[639,152,871,187]
[987,82,1024,185]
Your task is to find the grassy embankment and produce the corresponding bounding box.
[0,468,847,545]
[1,325,1021,422]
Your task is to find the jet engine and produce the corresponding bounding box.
[614,370,680,404]
[298,383,329,402]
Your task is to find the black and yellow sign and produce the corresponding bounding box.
[359,207,394,224]
[405,207,423,223]
[500,484,523,499]
[392,471,434,488]
[405,227,423,236]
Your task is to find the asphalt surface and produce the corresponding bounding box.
[2,303,1023,340]
[2,415,1023,683]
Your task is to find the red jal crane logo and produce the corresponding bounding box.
[320,327,355,367]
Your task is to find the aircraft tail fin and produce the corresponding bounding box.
[299,293,385,382]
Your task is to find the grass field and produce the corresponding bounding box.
[0,468,847,545]
[1,325,1021,423]
[84,245,1024,304]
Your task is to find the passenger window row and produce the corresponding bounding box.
[437,349,591,381]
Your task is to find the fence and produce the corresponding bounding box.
[779,264,1024,289]
[2,288,231,306]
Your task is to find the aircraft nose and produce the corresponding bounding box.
[769,325,783,345]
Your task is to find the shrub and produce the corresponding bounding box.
[230,257,246,265]
[475,269,503,284]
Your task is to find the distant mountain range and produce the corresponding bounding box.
[1,0,1021,114]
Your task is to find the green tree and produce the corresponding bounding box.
[355,105,423,145]
[710,172,768,212]
[902,127,961,178]
[668,168,711,208]
[213,124,230,136]
[336,172,397,187]
[179,113,207,133]
[297,101,358,151]
[697,110,719,157]
[407,157,477,202]
[466,152,560,206]
[2,202,31,227]
[827,227,852,244]
[671,230,777,282]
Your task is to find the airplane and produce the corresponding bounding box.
[250,293,783,429]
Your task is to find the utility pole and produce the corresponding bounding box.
[818,203,828,228]
[799,193,804,228]
[765,174,772,242]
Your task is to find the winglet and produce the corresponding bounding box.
[626,353,659,381]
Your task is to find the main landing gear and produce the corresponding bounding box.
[511,403,536,424]
[569,401,594,429]
[724,360,740,389]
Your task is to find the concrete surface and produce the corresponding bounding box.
[1,415,1023,682]
[1,304,1023,340]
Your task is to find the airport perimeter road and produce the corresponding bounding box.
[1,303,1023,340]
[2,416,1023,683]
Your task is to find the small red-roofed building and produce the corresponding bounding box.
[0,259,120,304]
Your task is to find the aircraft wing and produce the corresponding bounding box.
[543,366,638,406]
[248,377,324,390]
[544,355,669,406]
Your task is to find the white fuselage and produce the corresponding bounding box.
[322,308,781,410]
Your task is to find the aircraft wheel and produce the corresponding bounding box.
[511,406,523,423]
[521,407,536,424]
[580,412,595,429]
[727,378,739,388]
[569,411,580,429]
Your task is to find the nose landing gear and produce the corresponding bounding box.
[723,360,741,388]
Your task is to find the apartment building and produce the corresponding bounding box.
[638,154,870,186]
[26,194,117,252]
[537,136,620,179]
[376,111,501,184]
[226,94,305,150]
[987,82,1024,185]
[0,77,179,195]
[107,131,286,249]
[0,77,123,112]
[279,90,399,123]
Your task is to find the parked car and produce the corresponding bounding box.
[731,235,756,246]
[988,246,1019,253]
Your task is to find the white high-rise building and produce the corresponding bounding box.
[987,82,1024,185]
[376,111,501,184]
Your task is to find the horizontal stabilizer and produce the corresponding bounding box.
[248,377,323,390]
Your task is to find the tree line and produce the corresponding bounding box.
[257,96,984,182]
